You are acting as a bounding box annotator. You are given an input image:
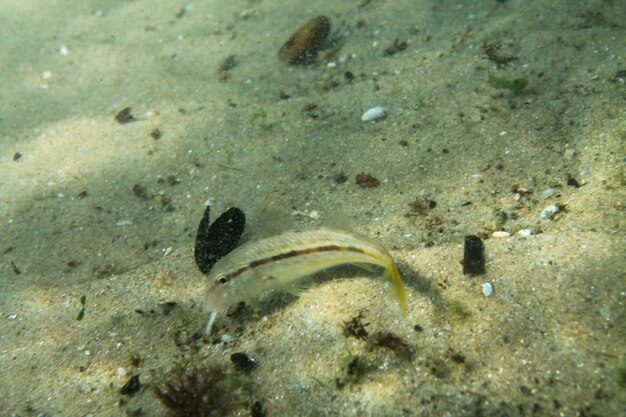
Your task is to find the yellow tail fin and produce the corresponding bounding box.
[385,262,408,316]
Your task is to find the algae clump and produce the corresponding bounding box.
[488,75,528,93]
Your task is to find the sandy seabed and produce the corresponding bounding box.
[0,0,624,416]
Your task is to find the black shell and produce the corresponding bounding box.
[194,206,246,274]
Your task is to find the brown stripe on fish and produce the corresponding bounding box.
[223,245,369,281]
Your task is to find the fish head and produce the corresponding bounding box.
[205,271,240,313]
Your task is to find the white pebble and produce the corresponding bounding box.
[481,282,494,297]
[540,188,556,199]
[540,203,559,219]
[491,231,510,238]
[517,228,532,237]
[361,106,388,122]
[221,334,236,343]
[117,367,127,378]
[59,44,69,55]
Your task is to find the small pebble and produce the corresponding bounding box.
[540,203,559,219]
[119,375,141,396]
[517,228,532,237]
[115,107,135,124]
[230,352,256,372]
[491,231,510,238]
[279,16,330,65]
[221,334,236,343]
[540,188,556,199]
[251,401,266,417]
[361,106,388,122]
[355,173,380,188]
[481,282,494,297]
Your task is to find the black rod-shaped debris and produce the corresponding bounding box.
[462,235,485,275]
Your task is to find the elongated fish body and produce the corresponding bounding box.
[204,227,408,333]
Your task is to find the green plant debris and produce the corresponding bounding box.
[413,100,428,111]
[488,75,528,93]
[227,373,242,391]
[615,363,626,388]
[250,110,273,130]
[225,149,234,165]
[448,298,471,319]
[76,295,87,321]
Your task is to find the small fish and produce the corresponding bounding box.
[204,227,408,333]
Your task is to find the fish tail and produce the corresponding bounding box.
[384,261,408,316]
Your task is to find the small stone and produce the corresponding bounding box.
[230,352,256,372]
[481,282,494,297]
[355,173,380,188]
[119,375,141,396]
[221,334,236,343]
[540,203,560,219]
[361,106,388,122]
[115,107,135,124]
[540,188,556,199]
[279,16,330,65]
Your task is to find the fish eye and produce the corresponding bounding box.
[217,276,228,285]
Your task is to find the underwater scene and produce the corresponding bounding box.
[0,0,624,415]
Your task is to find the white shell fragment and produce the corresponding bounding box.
[540,203,560,219]
[221,334,236,343]
[540,188,556,199]
[361,106,388,122]
[481,282,494,297]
